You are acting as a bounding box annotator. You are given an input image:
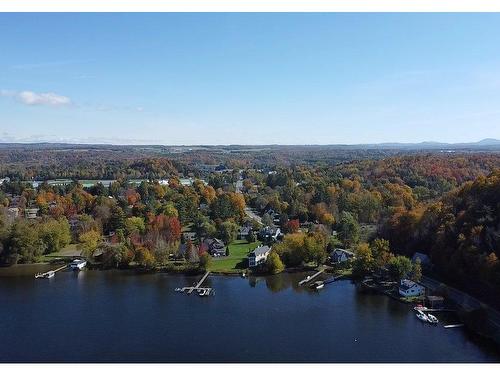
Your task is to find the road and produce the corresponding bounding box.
[236,172,263,225]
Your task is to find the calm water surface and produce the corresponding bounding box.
[0,265,499,362]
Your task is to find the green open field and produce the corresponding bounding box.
[208,239,261,273]
[39,243,82,262]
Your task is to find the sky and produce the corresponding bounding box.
[1,13,500,145]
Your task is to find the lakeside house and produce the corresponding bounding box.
[329,248,355,263]
[202,238,226,257]
[398,279,425,297]
[258,226,281,242]
[248,245,271,268]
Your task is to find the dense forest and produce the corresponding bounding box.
[0,144,498,302]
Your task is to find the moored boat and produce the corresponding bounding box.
[427,314,439,324]
[69,259,87,271]
[416,310,429,322]
[35,270,55,279]
[311,281,324,290]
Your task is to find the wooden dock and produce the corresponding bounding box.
[178,271,211,295]
[34,264,68,279]
[52,265,68,273]
[298,269,325,286]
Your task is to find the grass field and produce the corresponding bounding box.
[39,243,82,262]
[208,239,261,273]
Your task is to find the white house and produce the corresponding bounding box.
[398,279,425,297]
[248,245,271,268]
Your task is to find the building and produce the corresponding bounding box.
[248,245,271,267]
[238,225,252,240]
[7,207,19,219]
[398,279,425,297]
[258,226,281,242]
[330,248,355,263]
[24,208,39,219]
[202,238,226,257]
[182,231,197,242]
[426,295,445,309]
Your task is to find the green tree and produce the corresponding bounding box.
[124,216,145,236]
[266,251,285,274]
[217,220,239,245]
[246,231,256,243]
[338,211,360,248]
[370,238,393,269]
[78,229,100,257]
[6,220,45,264]
[352,242,374,277]
[39,218,71,254]
[411,258,422,282]
[388,255,413,281]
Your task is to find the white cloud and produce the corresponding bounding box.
[1,89,72,107]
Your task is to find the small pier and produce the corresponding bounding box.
[176,271,214,296]
[34,264,68,279]
[298,269,325,286]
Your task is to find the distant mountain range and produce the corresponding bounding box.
[0,138,499,150]
[355,138,500,149]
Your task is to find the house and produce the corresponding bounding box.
[426,295,445,309]
[24,208,39,219]
[330,248,355,263]
[258,226,281,242]
[182,231,197,242]
[7,207,19,219]
[264,208,281,225]
[202,238,226,257]
[411,252,432,268]
[248,245,271,267]
[238,225,252,240]
[398,279,425,297]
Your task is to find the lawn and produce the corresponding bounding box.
[38,243,82,262]
[208,239,261,273]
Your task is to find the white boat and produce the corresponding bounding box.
[311,281,324,290]
[416,310,429,322]
[69,259,87,271]
[198,289,209,297]
[413,304,428,312]
[35,270,55,279]
[427,314,439,324]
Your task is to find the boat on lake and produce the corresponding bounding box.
[69,259,87,271]
[427,314,439,324]
[311,281,325,290]
[414,304,429,312]
[416,310,430,323]
[35,270,55,279]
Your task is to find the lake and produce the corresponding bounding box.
[0,266,499,363]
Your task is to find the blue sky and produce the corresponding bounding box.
[1,13,500,145]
